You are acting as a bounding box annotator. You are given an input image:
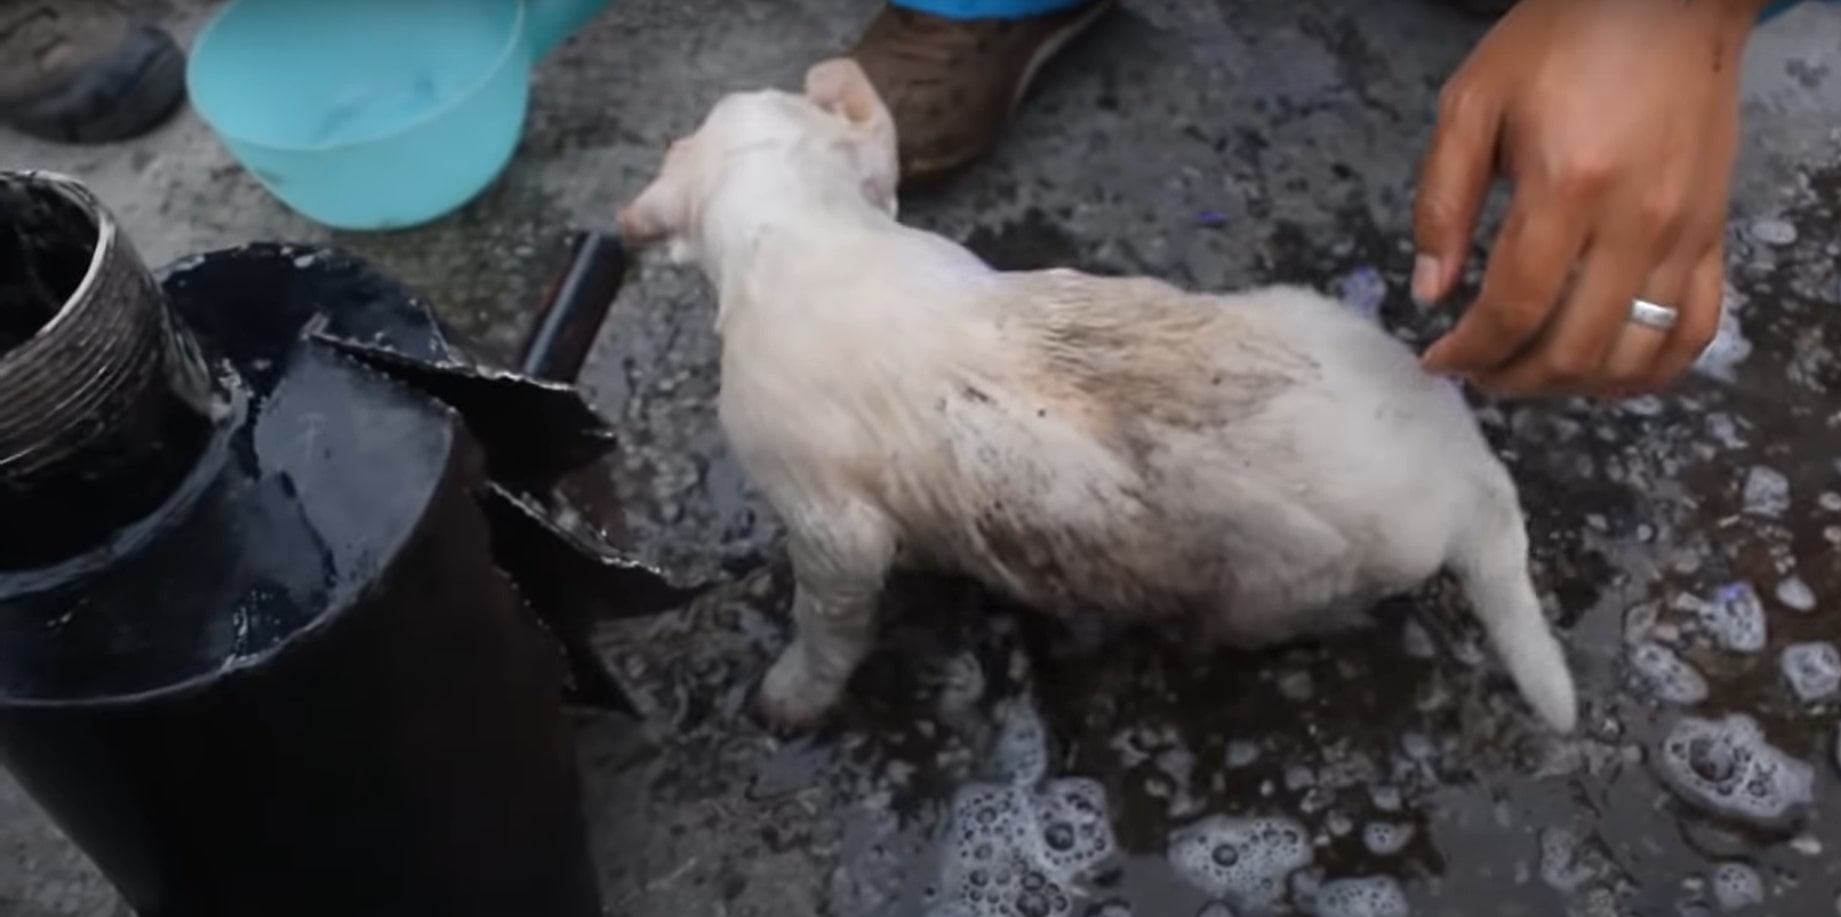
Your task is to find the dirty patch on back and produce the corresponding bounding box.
[999,270,1317,458]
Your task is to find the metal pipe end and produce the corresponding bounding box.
[0,170,229,568]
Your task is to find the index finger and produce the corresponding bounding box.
[1413,81,1501,304]
[1421,187,1592,376]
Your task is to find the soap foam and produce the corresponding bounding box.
[1369,785,1403,812]
[1688,584,1768,654]
[1693,284,1752,381]
[932,785,1067,917]
[1656,714,1815,827]
[994,702,1050,786]
[1225,740,1262,769]
[1774,576,1817,613]
[1538,827,1616,894]
[1748,217,1797,246]
[1338,265,1387,322]
[1310,877,1410,917]
[1168,815,1314,912]
[928,703,1119,917]
[1630,642,1710,705]
[1741,466,1790,518]
[1709,862,1764,911]
[1031,779,1114,878]
[1361,822,1415,857]
[1779,642,1841,703]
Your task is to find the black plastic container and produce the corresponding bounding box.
[0,172,613,917]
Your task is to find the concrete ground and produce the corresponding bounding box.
[4,0,1841,915]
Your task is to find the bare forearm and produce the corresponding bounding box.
[1601,0,1784,28]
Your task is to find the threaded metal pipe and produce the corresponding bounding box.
[0,171,226,570]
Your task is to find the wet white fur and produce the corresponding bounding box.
[618,59,1577,734]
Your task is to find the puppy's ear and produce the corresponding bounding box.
[804,58,890,131]
[804,58,900,212]
[615,193,668,244]
[617,142,698,256]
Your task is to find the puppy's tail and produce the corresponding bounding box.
[1450,496,1578,734]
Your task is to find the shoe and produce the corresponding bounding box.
[849,1,1115,183]
[0,0,187,144]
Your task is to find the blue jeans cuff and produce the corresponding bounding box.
[898,0,1816,23]
[889,0,1094,20]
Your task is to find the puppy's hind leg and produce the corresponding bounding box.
[1449,492,1578,734]
[759,498,896,730]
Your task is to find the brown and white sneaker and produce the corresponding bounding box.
[848,0,1115,184]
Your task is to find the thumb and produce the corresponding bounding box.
[1413,82,1501,306]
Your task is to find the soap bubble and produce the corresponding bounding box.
[1168,815,1313,912]
[1656,714,1815,827]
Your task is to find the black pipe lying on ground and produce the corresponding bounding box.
[0,170,697,917]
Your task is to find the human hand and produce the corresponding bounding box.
[1412,0,1765,398]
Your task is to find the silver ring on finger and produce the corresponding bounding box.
[1628,298,1679,331]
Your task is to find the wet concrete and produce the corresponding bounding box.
[2,0,1840,915]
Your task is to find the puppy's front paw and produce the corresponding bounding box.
[758,650,844,731]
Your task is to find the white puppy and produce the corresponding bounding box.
[618,59,1577,734]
